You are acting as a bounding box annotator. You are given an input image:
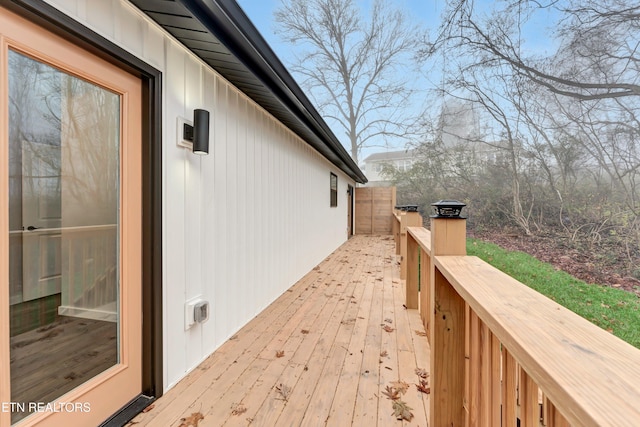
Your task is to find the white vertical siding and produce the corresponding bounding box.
[45,0,357,391]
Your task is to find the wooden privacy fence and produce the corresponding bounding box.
[354,187,396,235]
[394,208,640,426]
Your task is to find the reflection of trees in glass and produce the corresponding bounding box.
[8,50,62,230]
[8,50,120,228]
[61,76,119,226]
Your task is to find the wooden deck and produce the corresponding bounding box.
[129,235,430,427]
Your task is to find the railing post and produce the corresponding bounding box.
[405,231,419,309]
[419,247,431,334]
[393,210,401,255]
[400,210,422,280]
[429,201,467,427]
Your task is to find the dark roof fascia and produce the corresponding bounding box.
[177,0,367,183]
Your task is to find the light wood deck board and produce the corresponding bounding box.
[129,235,430,427]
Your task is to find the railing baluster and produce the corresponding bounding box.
[520,368,540,427]
[490,333,501,426]
[468,310,495,426]
[547,399,571,427]
[502,348,518,426]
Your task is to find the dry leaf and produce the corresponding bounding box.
[231,404,247,416]
[392,400,414,421]
[382,325,394,333]
[301,329,309,334]
[142,404,155,413]
[415,368,429,379]
[275,350,285,358]
[416,379,431,394]
[389,381,410,395]
[178,412,204,427]
[380,350,388,357]
[384,318,393,324]
[382,385,400,401]
[275,383,291,400]
[414,330,428,337]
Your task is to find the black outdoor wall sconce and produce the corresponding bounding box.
[178,109,210,155]
[431,200,466,218]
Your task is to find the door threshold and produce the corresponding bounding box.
[99,394,154,427]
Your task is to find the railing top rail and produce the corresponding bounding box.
[435,255,640,426]
[407,226,431,254]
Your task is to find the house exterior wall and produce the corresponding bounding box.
[44,0,355,391]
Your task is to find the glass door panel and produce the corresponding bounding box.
[8,50,120,424]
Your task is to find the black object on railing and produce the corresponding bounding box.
[431,200,466,218]
[395,204,419,212]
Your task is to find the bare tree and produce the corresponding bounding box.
[274,0,423,164]
[431,0,640,101]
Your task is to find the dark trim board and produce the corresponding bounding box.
[0,0,164,401]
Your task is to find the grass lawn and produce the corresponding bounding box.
[467,238,640,349]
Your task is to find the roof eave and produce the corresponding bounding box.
[132,0,367,183]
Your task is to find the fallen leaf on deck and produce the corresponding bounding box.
[275,383,291,400]
[301,329,309,334]
[392,400,414,421]
[231,404,247,416]
[382,385,401,400]
[415,368,428,379]
[380,350,388,357]
[178,412,204,427]
[416,379,431,394]
[384,318,393,324]
[382,325,394,333]
[142,404,155,413]
[275,350,285,358]
[389,381,410,395]
[414,330,427,337]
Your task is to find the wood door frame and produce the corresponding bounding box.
[1,0,163,413]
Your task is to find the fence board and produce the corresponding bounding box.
[355,187,396,234]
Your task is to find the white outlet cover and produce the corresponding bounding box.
[185,297,203,330]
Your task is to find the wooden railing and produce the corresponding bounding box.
[394,211,640,426]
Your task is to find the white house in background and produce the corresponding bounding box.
[0,1,367,425]
[360,150,417,186]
